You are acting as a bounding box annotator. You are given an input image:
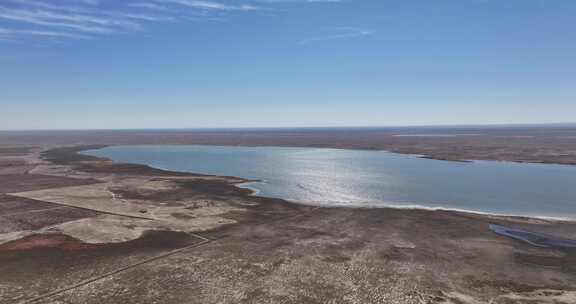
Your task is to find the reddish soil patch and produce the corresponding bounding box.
[0,231,204,303]
[0,147,35,156]
[516,252,576,271]
[0,174,99,193]
[0,234,102,251]
[0,230,200,252]
[0,194,55,213]
[0,159,26,166]
[0,195,100,233]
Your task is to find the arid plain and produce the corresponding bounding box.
[1,127,576,304]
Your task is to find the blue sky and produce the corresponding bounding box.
[0,0,575,130]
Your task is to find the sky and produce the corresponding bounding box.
[0,0,575,130]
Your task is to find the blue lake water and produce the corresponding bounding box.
[84,145,576,219]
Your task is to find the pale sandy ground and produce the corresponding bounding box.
[2,150,244,245]
[8,176,244,244]
[2,146,576,304]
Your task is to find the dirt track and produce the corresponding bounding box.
[1,143,576,303]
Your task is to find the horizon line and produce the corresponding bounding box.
[2,122,576,132]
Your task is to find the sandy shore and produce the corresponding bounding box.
[1,144,575,304]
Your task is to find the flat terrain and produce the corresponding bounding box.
[0,195,99,234]
[2,125,576,165]
[1,131,576,303]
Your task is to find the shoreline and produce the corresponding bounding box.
[4,143,576,303]
[3,127,576,166]
[79,145,575,223]
[81,143,576,168]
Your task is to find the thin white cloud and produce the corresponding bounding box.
[0,8,117,33]
[258,0,344,2]
[0,27,91,39]
[128,3,173,11]
[154,0,261,11]
[0,0,347,43]
[299,27,374,44]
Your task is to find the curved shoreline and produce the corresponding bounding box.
[5,143,576,303]
[77,145,575,223]
[82,143,576,169]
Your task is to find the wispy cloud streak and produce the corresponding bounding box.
[299,27,374,44]
[0,0,348,43]
[154,0,261,11]
[0,27,92,39]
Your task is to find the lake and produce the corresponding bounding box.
[84,145,576,219]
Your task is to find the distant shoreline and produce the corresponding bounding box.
[81,145,576,222]
[3,126,576,166]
